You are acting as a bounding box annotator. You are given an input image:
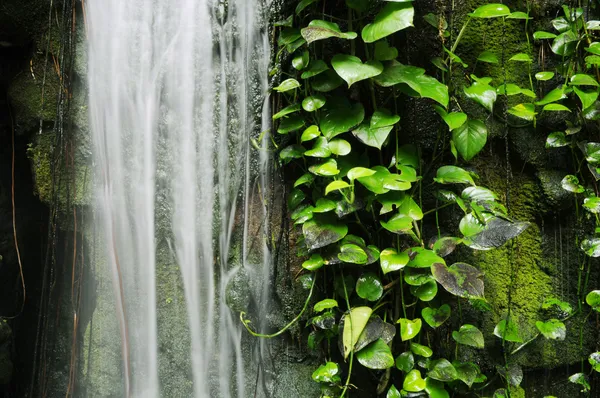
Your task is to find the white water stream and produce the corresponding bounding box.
[86,0,272,396]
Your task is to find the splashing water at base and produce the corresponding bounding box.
[86,0,272,396]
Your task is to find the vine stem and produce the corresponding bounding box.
[340,269,354,398]
[240,274,316,338]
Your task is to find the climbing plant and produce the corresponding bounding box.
[241,1,599,397]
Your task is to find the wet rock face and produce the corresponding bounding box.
[0,321,13,385]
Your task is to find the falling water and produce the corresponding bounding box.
[86,0,272,396]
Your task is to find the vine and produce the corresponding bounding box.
[243,1,600,397]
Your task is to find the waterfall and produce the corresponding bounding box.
[86,0,272,396]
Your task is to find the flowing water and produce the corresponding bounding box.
[86,0,272,396]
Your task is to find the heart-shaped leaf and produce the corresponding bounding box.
[422,304,451,328]
[320,97,365,139]
[352,122,394,149]
[425,378,450,398]
[586,290,600,311]
[465,217,530,250]
[432,262,484,299]
[434,166,475,185]
[428,359,458,382]
[494,318,523,343]
[301,60,329,79]
[332,54,383,87]
[398,318,422,341]
[274,78,301,92]
[343,306,373,359]
[454,362,480,387]
[535,319,566,340]
[356,338,394,369]
[478,50,499,63]
[312,70,345,92]
[314,299,338,313]
[302,253,325,271]
[464,81,497,112]
[410,343,433,358]
[305,136,331,158]
[311,362,341,383]
[403,370,426,392]
[374,62,448,107]
[546,132,569,148]
[410,280,438,301]
[508,103,536,121]
[356,273,383,301]
[381,213,413,234]
[589,352,600,372]
[395,352,414,372]
[302,214,348,250]
[301,20,357,44]
[362,2,415,43]
[452,324,485,348]
[339,243,368,264]
[452,119,488,161]
[371,109,400,129]
[302,94,326,112]
[380,248,409,274]
[407,248,445,268]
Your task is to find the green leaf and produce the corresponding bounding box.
[331,54,383,87]
[465,217,530,250]
[296,0,319,14]
[277,115,305,134]
[292,50,309,70]
[434,166,475,185]
[320,98,365,140]
[311,69,345,92]
[356,273,383,301]
[352,122,394,150]
[398,318,422,341]
[312,362,341,383]
[328,139,351,156]
[356,338,394,369]
[561,175,585,193]
[454,362,480,387]
[428,359,458,382]
[397,195,423,220]
[546,132,568,148]
[312,198,336,213]
[301,20,357,44]
[452,324,485,348]
[570,74,599,86]
[507,103,536,121]
[551,31,578,56]
[273,78,300,92]
[302,95,326,112]
[395,352,414,372]
[314,299,338,313]
[477,50,499,63]
[273,15,292,28]
[339,244,368,264]
[381,213,413,234]
[279,145,305,164]
[469,4,511,18]
[432,236,461,257]
[380,248,409,274]
[288,188,306,210]
[425,378,450,398]
[582,142,600,163]
[343,306,373,359]
[371,109,400,129]
[589,352,600,372]
[410,343,433,358]
[496,83,523,96]
[374,62,449,107]
[493,318,523,342]
[582,238,600,257]
[302,253,324,271]
[432,262,484,299]
[301,125,321,142]
[464,81,497,112]
[410,280,438,301]
[278,28,301,46]
[508,11,531,19]
[431,57,448,71]
[407,248,445,268]
[396,144,419,168]
[386,385,401,398]
[273,103,301,120]
[569,373,591,392]
[375,40,399,61]
[452,119,487,161]
[584,196,600,213]
[301,60,329,79]
[535,85,567,106]
[325,180,351,195]
[587,42,600,55]
[535,71,555,81]
[462,186,497,202]
[573,87,599,110]
[535,319,566,340]
[542,297,573,315]
[347,167,376,182]
[509,53,532,62]
[441,111,468,131]
[403,370,426,392]
[422,304,451,328]
[533,31,557,40]
[543,103,570,112]
[294,173,314,188]
[302,214,348,250]
[459,213,486,237]
[362,2,415,43]
[305,137,332,158]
